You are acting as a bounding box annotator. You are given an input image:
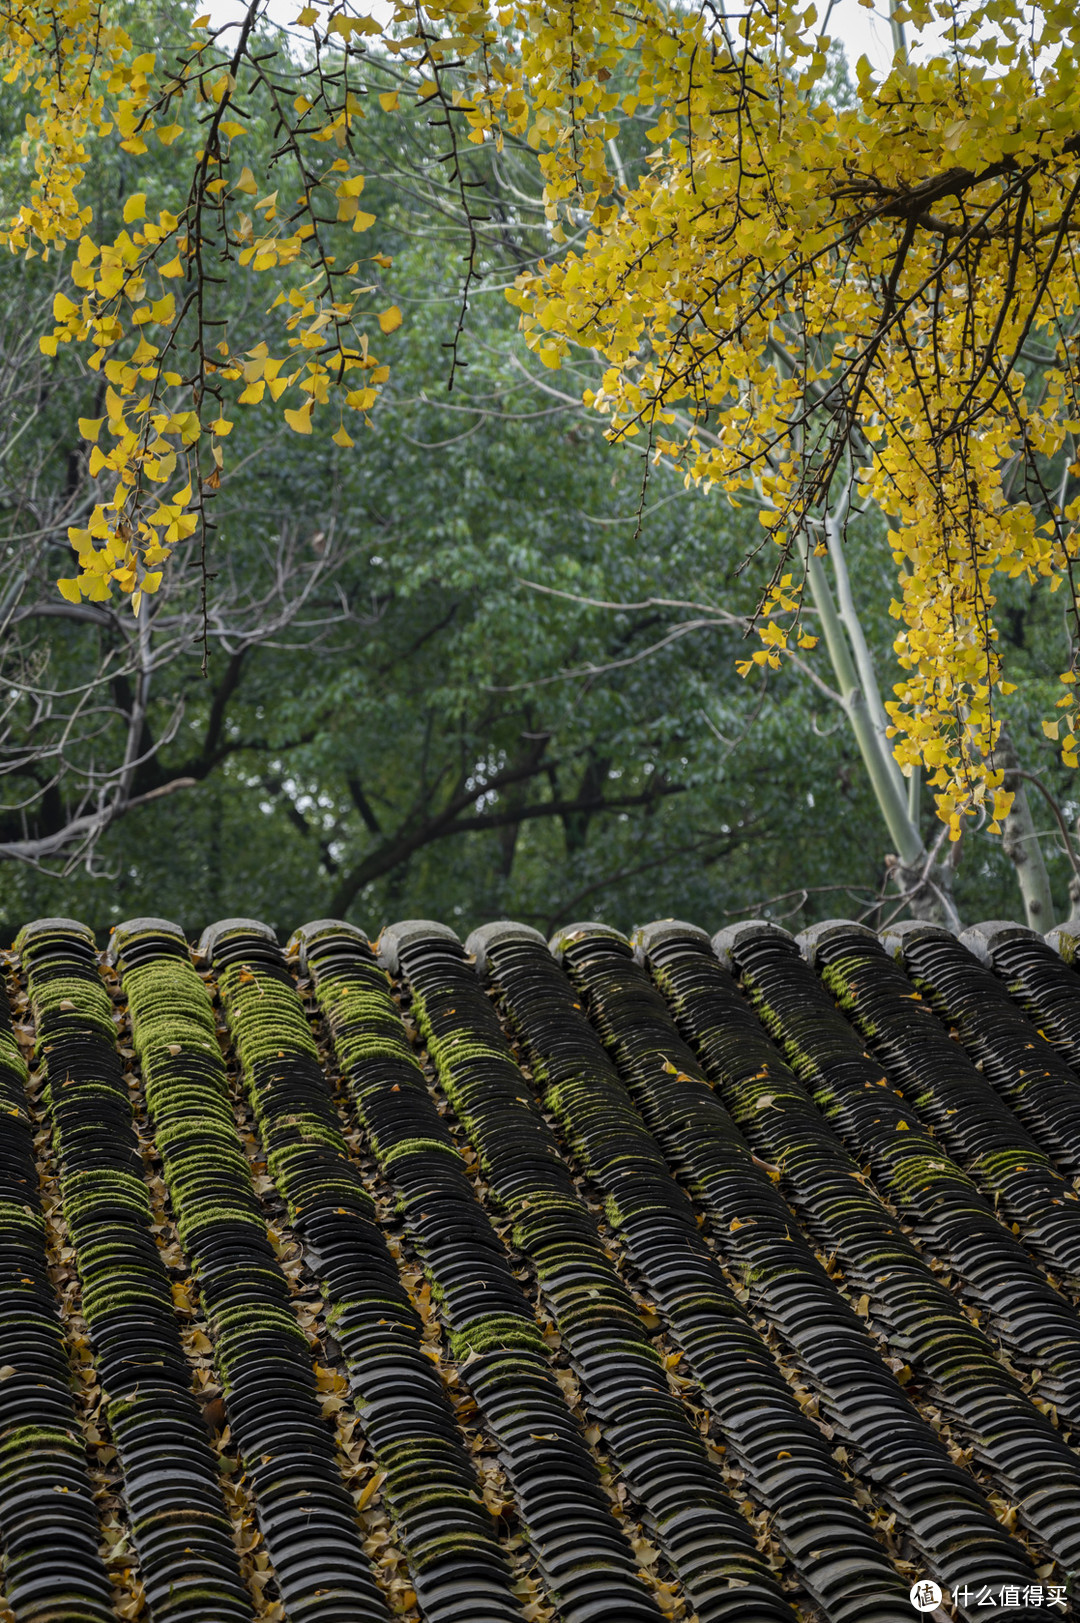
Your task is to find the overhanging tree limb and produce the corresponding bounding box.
[329,777,685,916]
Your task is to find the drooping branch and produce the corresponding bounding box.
[0,521,361,873]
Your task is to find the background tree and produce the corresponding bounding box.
[3,0,1080,937]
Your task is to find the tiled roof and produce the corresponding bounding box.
[2,910,1079,1623]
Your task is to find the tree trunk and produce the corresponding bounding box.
[804,550,960,930]
[995,728,1054,930]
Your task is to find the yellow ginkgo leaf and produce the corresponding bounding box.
[379,91,399,112]
[156,123,183,145]
[284,403,314,434]
[377,305,402,335]
[332,424,354,448]
[354,1470,386,1511]
[78,417,104,442]
[57,578,83,603]
[123,192,147,223]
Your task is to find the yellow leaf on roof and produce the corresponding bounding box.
[354,1469,386,1510]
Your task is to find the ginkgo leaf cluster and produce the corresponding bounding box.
[2,1,402,616]
[363,0,1080,834]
